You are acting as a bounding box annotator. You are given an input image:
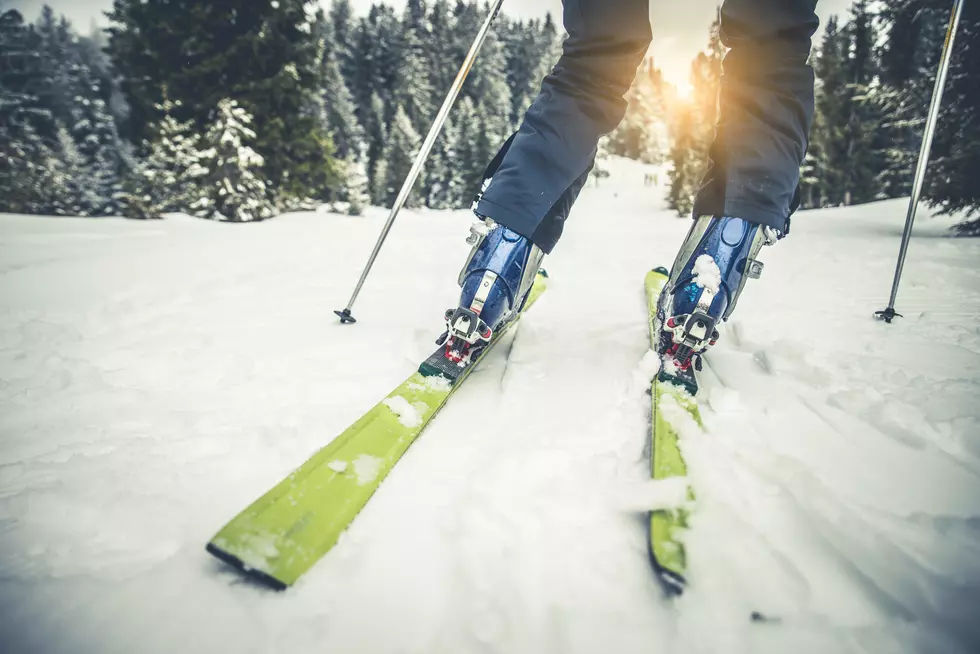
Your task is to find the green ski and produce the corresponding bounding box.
[207,271,549,590]
[645,267,703,595]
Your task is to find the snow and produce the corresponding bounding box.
[351,455,383,486]
[1,156,979,654]
[692,253,722,293]
[382,395,424,428]
[630,348,662,396]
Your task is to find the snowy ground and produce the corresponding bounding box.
[2,158,979,654]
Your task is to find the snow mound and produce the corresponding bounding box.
[352,455,383,486]
[692,254,721,292]
[382,395,423,428]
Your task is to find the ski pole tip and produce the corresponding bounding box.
[874,307,902,324]
[335,309,357,324]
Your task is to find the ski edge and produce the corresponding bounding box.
[645,267,701,596]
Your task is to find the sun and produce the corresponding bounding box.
[652,55,693,100]
[673,80,693,100]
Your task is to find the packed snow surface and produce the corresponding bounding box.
[2,157,979,654]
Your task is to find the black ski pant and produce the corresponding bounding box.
[475,0,820,253]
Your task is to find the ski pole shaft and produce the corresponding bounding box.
[877,0,964,323]
[336,0,506,324]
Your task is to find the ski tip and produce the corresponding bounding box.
[334,309,357,324]
[652,266,670,276]
[656,567,686,597]
[646,528,687,597]
[538,268,550,279]
[206,542,289,592]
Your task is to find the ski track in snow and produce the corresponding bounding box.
[1,158,979,654]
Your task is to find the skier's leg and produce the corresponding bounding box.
[660,0,819,386]
[476,0,653,254]
[439,0,651,364]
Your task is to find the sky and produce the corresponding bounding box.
[5,0,854,92]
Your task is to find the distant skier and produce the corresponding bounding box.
[440,0,818,389]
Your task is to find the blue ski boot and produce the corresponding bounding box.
[437,218,544,367]
[658,215,778,394]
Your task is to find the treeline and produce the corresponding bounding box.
[3,0,977,232]
[0,0,561,219]
[667,0,980,234]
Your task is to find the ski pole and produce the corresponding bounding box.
[876,0,965,324]
[335,0,506,324]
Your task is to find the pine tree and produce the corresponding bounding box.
[455,2,511,162]
[502,17,537,123]
[381,105,423,207]
[393,1,435,133]
[876,0,980,232]
[451,95,484,203]
[52,123,90,215]
[136,96,208,214]
[320,16,364,162]
[107,0,339,203]
[809,16,850,206]
[364,91,388,204]
[193,99,274,222]
[67,83,127,215]
[842,0,884,205]
[344,149,370,216]
[427,0,458,98]
[0,8,60,214]
[33,6,75,137]
[327,0,357,85]
[422,112,464,208]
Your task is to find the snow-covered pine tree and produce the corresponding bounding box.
[455,2,511,168]
[450,96,480,206]
[344,149,370,216]
[133,96,208,216]
[427,0,458,99]
[539,12,563,70]
[320,15,365,162]
[381,105,423,207]
[34,6,75,138]
[364,92,388,204]
[393,1,435,134]
[501,16,533,123]
[0,8,61,214]
[67,81,127,215]
[806,7,886,209]
[328,0,358,85]
[808,16,849,206]
[876,0,980,233]
[108,0,339,203]
[502,15,560,125]
[194,99,274,223]
[842,0,885,205]
[50,123,89,216]
[421,112,464,209]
